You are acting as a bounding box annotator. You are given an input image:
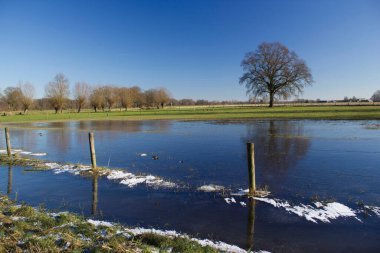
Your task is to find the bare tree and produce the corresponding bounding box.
[129,86,144,108]
[74,82,91,113]
[144,89,159,108]
[19,82,35,113]
[156,88,171,108]
[103,85,117,111]
[89,87,106,112]
[371,90,380,102]
[45,73,70,113]
[118,87,133,110]
[240,42,313,107]
[3,86,22,111]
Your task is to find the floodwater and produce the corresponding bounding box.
[0,120,379,252]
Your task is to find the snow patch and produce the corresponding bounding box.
[125,227,250,253]
[87,219,113,227]
[0,148,47,156]
[197,184,225,192]
[231,189,249,196]
[364,205,380,217]
[46,163,92,175]
[224,197,236,204]
[107,170,177,188]
[254,197,358,223]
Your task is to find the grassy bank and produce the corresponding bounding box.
[0,195,225,253]
[0,105,379,123]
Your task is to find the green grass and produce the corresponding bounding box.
[0,195,224,252]
[1,105,380,123]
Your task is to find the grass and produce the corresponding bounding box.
[0,105,379,123]
[0,195,223,252]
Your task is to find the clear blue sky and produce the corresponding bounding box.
[0,0,379,100]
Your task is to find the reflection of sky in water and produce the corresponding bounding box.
[0,119,379,252]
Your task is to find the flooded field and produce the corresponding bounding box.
[1,120,379,252]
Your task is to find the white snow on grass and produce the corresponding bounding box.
[85,219,271,253]
[0,148,47,156]
[107,170,177,188]
[254,197,358,223]
[125,227,250,253]
[197,184,225,192]
[87,219,113,227]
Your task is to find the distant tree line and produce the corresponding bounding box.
[0,73,171,113]
[0,73,379,113]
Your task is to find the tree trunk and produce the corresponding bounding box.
[54,107,58,114]
[269,92,274,107]
[77,105,81,113]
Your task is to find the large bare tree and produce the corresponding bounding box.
[89,86,106,112]
[74,82,91,113]
[3,86,22,111]
[118,87,132,110]
[45,73,70,113]
[156,88,171,108]
[19,82,35,113]
[240,42,313,107]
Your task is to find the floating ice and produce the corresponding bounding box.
[364,205,380,217]
[30,152,47,156]
[0,148,47,156]
[240,202,247,207]
[224,197,236,204]
[197,184,225,192]
[231,189,249,196]
[107,170,177,188]
[254,197,358,223]
[140,153,148,157]
[47,163,91,175]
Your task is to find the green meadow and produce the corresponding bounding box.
[0,105,379,123]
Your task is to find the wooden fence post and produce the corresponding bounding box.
[89,132,97,171]
[5,128,11,157]
[246,142,256,195]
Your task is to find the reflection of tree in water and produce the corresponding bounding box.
[245,121,310,182]
[7,164,12,195]
[77,120,171,133]
[92,175,98,216]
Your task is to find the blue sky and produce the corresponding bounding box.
[0,0,379,100]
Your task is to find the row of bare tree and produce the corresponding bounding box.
[0,73,171,113]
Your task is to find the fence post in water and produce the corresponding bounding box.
[89,132,97,171]
[246,142,256,195]
[5,128,11,158]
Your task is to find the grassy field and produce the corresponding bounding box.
[0,105,380,123]
[0,195,222,253]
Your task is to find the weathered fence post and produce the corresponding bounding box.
[89,132,97,171]
[246,142,256,195]
[5,128,11,157]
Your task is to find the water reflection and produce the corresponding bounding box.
[246,198,256,250]
[92,174,98,216]
[245,121,310,182]
[7,164,12,195]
